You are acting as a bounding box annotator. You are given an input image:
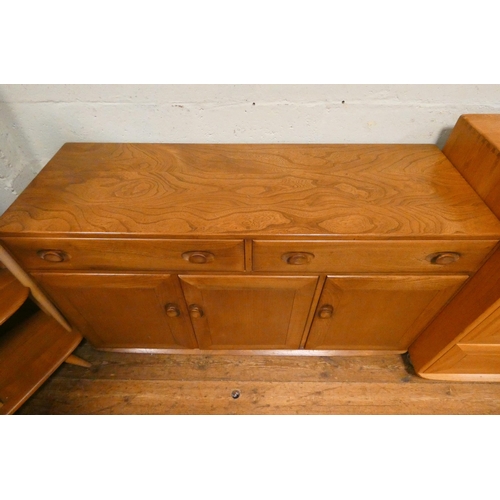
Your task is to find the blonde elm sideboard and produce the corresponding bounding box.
[1,114,500,381]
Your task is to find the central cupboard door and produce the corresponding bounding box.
[305,275,468,351]
[179,275,318,349]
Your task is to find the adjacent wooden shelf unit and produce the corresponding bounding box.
[0,272,28,326]
[409,114,500,380]
[0,265,87,415]
[1,114,500,382]
[0,308,81,414]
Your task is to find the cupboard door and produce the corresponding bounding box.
[33,273,197,349]
[179,275,318,349]
[306,275,468,351]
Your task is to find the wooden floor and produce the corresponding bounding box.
[16,340,500,414]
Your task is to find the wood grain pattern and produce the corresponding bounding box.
[33,273,198,349]
[179,275,318,349]
[2,137,500,381]
[416,292,500,380]
[42,342,414,382]
[420,344,500,381]
[409,245,500,373]
[305,275,467,350]
[409,115,500,378]
[253,239,496,273]
[15,342,500,414]
[0,311,82,414]
[443,114,500,219]
[0,244,72,331]
[1,143,499,238]
[23,379,500,415]
[459,297,500,345]
[0,269,28,326]
[1,237,245,271]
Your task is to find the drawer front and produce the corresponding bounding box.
[253,240,498,273]
[1,237,245,272]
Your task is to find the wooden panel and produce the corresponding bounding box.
[443,114,500,219]
[409,245,500,374]
[305,275,468,350]
[180,275,318,349]
[419,296,500,380]
[2,237,244,271]
[253,240,495,273]
[33,273,198,349]
[0,311,82,415]
[1,143,499,239]
[421,344,500,381]
[0,269,29,326]
[409,116,500,377]
[459,297,500,345]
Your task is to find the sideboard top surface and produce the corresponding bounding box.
[1,143,500,239]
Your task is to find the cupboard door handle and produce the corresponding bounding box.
[37,249,69,262]
[282,252,315,265]
[318,304,334,319]
[165,303,181,318]
[182,251,215,264]
[189,304,204,319]
[427,252,461,265]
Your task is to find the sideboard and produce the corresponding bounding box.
[2,114,500,381]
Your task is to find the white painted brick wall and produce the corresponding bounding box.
[1,84,500,214]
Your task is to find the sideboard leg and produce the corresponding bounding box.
[65,354,92,368]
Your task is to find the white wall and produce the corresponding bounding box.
[1,84,500,214]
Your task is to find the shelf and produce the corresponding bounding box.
[0,311,82,414]
[0,270,29,326]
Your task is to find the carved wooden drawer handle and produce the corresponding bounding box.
[189,304,204,319]
[282,252,315,265]
[427,252,461,265]
[37,249,69,263]
[165,303,181,318]
[318,304,334,319]
[182,251,215,264]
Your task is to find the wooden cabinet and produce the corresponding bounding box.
[29,264,470,353]
[2,131,500,372]
[179,275,318,349]
[306,275,467,350]
[419,297,500,380]
[29,265,470,353]
[33,273,198,349]
[408,115,500,380]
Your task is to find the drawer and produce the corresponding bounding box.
[1,237,245,272]
[252,240,498,273]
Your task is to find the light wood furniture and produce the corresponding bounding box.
[0,245,71,331]
[409,114,500,380]
[1,115,500,382]
[0,269,29,324]
[0,248,88,415]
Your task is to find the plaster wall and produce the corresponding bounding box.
[1,84,499,214]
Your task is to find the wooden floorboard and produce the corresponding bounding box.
[16,341,500,414]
